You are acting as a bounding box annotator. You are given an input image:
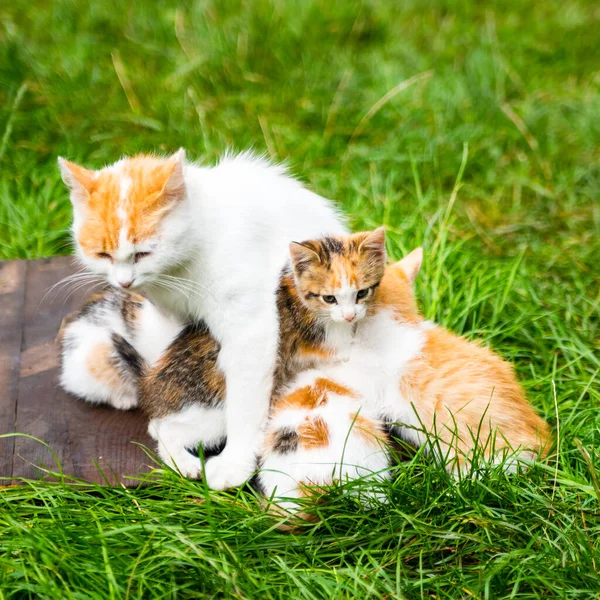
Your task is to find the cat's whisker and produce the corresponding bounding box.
[36,272,102,315]
[154,278,228,320]
[155,276,216,304]
[158,274,218,302]
[41,271,96,300]
[58,280,104,314]
[151,278,196,301]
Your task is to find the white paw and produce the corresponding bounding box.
[111,395,138,410]
[164,452,202,479]
[203,453,254,490]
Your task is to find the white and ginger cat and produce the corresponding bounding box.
[58,229,388,479]
[59,229,550,518]
[58,150,346,489]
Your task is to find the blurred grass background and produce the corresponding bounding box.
[0,0,599,598]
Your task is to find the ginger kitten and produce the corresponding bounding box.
[374,255,551,471]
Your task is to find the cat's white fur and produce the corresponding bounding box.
[317,311,428,447]
[60,298,183,409]
[61,151,347,490]
[148,404,226,478]
[259,376,390,513]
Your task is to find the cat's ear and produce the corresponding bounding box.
[289,241,322,274]
[396,247,423,283]
[58,158,95,204]
[356,227,386,261]
[160,148,187,203]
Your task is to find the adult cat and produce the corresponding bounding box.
[58,150,346,489]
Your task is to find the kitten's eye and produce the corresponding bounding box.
[322,295,337,304]
[134,252,151,263]
[96,252,113,262]
[356,288,370,300]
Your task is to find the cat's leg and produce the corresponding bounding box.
[203,309,279,490]
[148,404,227,478]
[59,317,138,410]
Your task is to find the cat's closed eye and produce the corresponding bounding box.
[96,252,113,263]
[134,252,151,263]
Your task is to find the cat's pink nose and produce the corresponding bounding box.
[343,313,355,322]
[118,280,133,289]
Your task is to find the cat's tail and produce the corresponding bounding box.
[111,333,146,382]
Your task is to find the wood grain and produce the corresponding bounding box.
[0,256,155,485]
[0,261,26,478]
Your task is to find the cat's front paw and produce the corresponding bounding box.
[165,452,202,479]
[203,452,254,490]
[111,395,139,410]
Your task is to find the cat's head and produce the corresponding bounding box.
[58,150,192,291]
[289,228,387,324]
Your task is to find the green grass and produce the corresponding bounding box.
[1,0,599,597]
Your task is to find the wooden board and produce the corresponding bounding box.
[0,256,154,486]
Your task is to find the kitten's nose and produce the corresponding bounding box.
[118,280,133,289]
[343,312,355,322]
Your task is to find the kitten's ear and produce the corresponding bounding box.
[58,157,95,204]
[289,241,322,274]
[160,148,187,203]
[357,227,386,259]
[396,247,423,284]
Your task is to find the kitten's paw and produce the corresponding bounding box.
[203,453,254,490]
[111,395,139,411]
[166,452,203,479]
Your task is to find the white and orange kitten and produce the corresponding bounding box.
[58,151,347,489]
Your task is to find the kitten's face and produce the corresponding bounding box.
[58,150,191,291]
[290,228,386,324]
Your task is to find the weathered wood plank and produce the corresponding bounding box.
[11,256,154,485]
[0,261,27,479]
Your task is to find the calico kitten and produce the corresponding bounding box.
[59,150,347,489]
[258,371,391,523]
[57,290,182,410]
[59,229,388,478]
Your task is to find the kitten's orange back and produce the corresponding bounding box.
[379,253,551,468]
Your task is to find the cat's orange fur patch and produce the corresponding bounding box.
[87,342,128,392]
[399,319,551,461]
[274,377,357,413]
[350,413,388,447]
[376,252,551,463]
[372,262,421,323]
[295,342,334,362]
[62,155,180,255]
[298,416,330,449]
